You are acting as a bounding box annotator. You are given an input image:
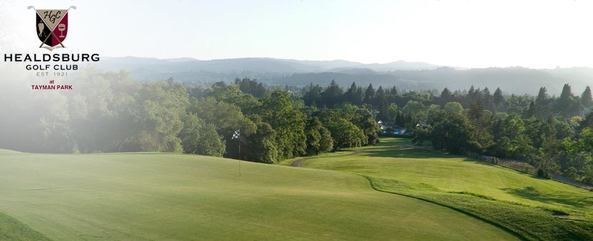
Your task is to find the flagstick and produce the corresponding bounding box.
[232,129,242,178]
[238,140,241,177]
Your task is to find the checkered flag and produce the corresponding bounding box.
[232,129,240,140]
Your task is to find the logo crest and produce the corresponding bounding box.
[35,9,70,50]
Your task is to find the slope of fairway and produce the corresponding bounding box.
[0,152,517,241]
[290,138,593,241]
[0,149,21,155]
[0,212,52,241]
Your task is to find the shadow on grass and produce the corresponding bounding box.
[504,186,593,209]
[366,148,460,159]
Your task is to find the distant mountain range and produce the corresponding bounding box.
[93,57,593,95]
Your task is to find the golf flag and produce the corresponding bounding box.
[232,130,240,140]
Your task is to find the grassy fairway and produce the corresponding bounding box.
[289,138,593,241]
[0,151,517,241]
[0,212,52,241]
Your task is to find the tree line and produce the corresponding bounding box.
[185,79,380,163]
[300,80,593,184]
[414,85,592,184]
[0,73,378,165]
[2,70,592,184]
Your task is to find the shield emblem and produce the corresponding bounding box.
[36,9,69,49]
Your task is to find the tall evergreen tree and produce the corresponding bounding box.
[440,88,453,105]
[354,86,364,105]
[363,84,376,105]
[560,84,573,100]
[581,86,593,108]
[468,86,475,96]
[536,87,549,104]
[556,84,579,117]
[468,100,484,121]
[303,83,323,107]
[534,87,551,119]
[389,86,398,96]
[525,102,536,118]
[375,86,388,108]
[344,82,358,104]
[493,87,505,112]
[321,80,344,108]
[481,87,493,111]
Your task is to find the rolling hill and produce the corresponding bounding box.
[286,138,593,241]
[0,150,516,241]
[91,57,593,95]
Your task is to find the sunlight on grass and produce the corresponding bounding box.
[0,152,517,241]
[294,137,593,241]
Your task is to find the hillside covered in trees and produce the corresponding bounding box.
[96,57,593,95]
[1,71,593,184]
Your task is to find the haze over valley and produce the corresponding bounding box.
[96,57,593,95]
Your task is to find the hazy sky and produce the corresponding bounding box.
[2,0,593,68]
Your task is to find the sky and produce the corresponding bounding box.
[1,0,593,68]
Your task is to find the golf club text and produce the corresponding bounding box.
[26,64,78,71]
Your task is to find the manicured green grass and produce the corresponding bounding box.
[0,150,517,241]
[0,212,52,241]
[290,138,593,241]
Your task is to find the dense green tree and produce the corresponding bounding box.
[119,81,189,152]
[444,102,464,114]
[303,84,323,107]
[235,78,266,98]
[321,80,344,108]
[244,120,279,163]
[351,107,380,145]
[326,118,366,149]
[467,100,484,121]
[378,103,399,123]
[210,84,262,114]
[190,97,256,142]
[581,112,593,130]
[305,117,333,155]
[402,100,424,116]
[506,95,532,115]
[490,115,534,160]
[429,111,477,154]
[557,127,593,183]
[180,114,225,156]
[260,91,307,159]
[525,118,555,150]
[319,125,334,153]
